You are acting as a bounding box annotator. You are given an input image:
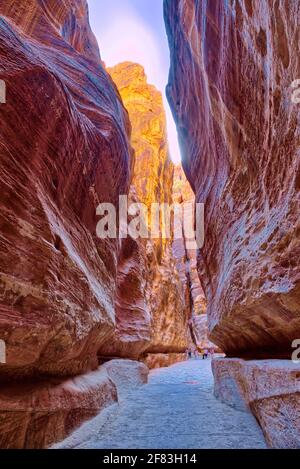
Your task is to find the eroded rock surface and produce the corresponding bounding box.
[143,352,187,370]
[164,0,300,357]
[0,0,132,378]
[213,358,300,448]
[165,0,300,446]
[0,359,147,449]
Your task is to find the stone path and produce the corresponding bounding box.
[56,360,267,449]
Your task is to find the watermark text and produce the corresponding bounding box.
[0,80,6,104]
[0,340,6,364]
[96,196,205,250]
[291,79,300,104]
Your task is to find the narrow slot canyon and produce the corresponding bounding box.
[0,0,299,452]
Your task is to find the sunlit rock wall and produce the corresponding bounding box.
[107,63,192,365]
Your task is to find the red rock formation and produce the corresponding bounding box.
[165,0,300,448]
[0,0,132,378]
[99,188,152,360]
[164,0,300,358]
[213,357,300,448]
[107,63,192,365]
[0,359,148,449]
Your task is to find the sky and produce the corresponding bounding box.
[87,0,181,163]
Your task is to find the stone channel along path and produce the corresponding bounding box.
[55,360,267,449]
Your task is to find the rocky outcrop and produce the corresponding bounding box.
[102,359,148,401]
[213,357,300,448]
[0,359,148,449]
[106,63,192,364]
[164,0,300,357]
[0,0,132,378]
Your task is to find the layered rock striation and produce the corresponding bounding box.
[164,0,300,358]
[0,0,132,379]
[0,2,197,448]
[0,0,143,449]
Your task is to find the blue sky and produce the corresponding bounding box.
[87,0,181,163]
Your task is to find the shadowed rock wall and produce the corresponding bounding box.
[164,0,300,358]
[0,0,133,378]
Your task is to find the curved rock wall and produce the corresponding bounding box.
[0,0,195,384]
[164,0,300,357]
[0,0,132,378]
[106,63,192,364]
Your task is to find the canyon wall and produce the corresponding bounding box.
[0,0,133,379]
[107,63,193,367]
[164,0,300,447]
[164,0,300,357]
[212,357,300,448]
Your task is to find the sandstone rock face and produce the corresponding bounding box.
[164,0,300,357]
[0,359,148,449]
[0,0,132,378]
[107,63,192,364]
[213,357,300,448]
[172,165,216,350]
[0,0,101,62]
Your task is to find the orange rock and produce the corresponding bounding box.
[0,0,132,378]
[143,352,187,370]
[172,165,216,350]
[107,63,192,364]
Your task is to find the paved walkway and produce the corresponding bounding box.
[56,360,267,449]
